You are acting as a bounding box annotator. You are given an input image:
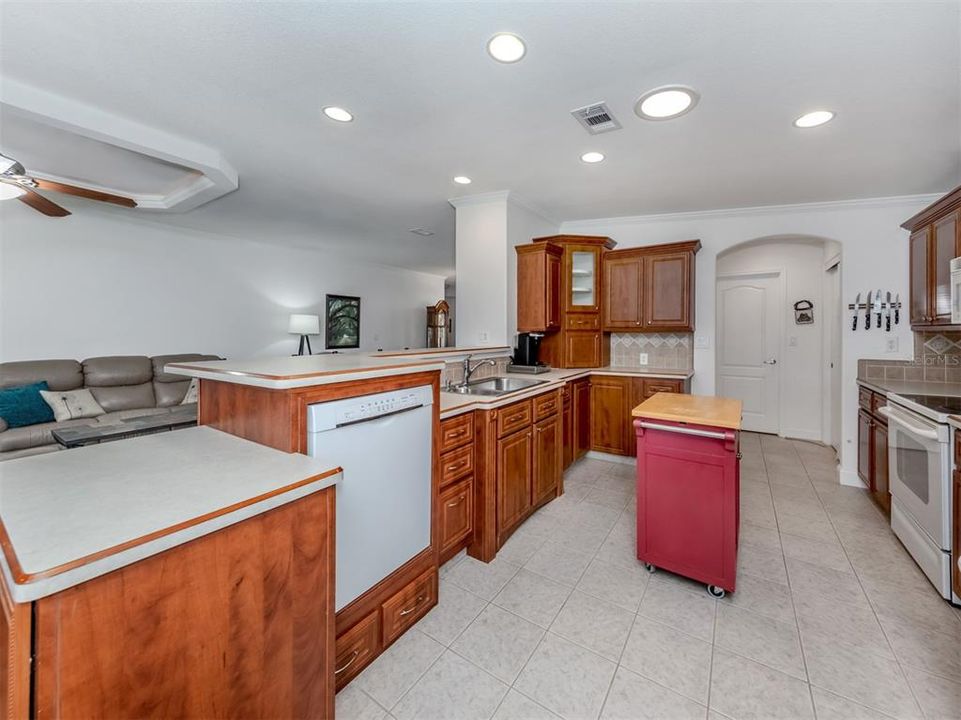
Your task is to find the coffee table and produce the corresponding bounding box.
[51,407,198,448]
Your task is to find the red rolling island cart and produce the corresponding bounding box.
[632,393,742,598]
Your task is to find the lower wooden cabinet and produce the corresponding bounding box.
[857,386,890,516]
[497,425,534,538]
[591,376,631,455]
[533,415,562,506]
[562,383,574,470]
[334,611,379,690]
[381,567,437,645]
[573,377,591,461]
[439,477,473,557]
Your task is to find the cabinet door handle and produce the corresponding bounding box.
[399,595,426,616]
[446,496,465,508]
[334,650,360,675]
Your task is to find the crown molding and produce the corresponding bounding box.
[560,192,947,229]
[447,190,511,208]
[0,79,237,213]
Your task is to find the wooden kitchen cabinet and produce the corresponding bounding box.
[516,242,563,332]
[562,382,574,469]
[591,376,631,455]
[439,477,473,557]
[438,413,476,564]
[902,186,961,329]
[564,330,603,367]
[602,241,700,332]
[857,385,890,516]
[572,377,591,461]
[497,425,534,540]
[533,415,562,506]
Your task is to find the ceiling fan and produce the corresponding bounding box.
[0,152,136,217]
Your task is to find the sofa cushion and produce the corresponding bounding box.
[40,388,106,422]
[0,381,56,428]
[88,382,156,413]
[83,356,153,387]
[0,417,93,453]
[151,354,220,407]
[0,360,83,391]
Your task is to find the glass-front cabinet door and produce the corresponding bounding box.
[568,249,599,312]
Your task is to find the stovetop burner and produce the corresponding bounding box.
[898,394,961,415]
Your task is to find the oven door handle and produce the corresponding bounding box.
[877,406,940,440]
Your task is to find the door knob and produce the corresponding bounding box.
[763,358,777,365]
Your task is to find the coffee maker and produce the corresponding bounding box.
[510,332,550,373]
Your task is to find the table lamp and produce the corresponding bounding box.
[289,314,320,356]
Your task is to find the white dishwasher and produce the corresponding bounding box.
[307,385,433,611]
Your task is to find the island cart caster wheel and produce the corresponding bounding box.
[707,585,726,599]
[644,563,656,573]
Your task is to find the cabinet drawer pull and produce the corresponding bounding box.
[399,595,426,616]
[334,650,360,675]
[446,495,465,508]
[446,460,467,472]
[506,412,526,423]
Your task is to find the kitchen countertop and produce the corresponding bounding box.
[0,427,341,603]
[440,366,694,419]
[857,377,961,398]
[166,353,447,389]
[632,393,743,430]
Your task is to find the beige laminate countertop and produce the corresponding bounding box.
[631,393,743,431]
[0,427,341,603]
[440,366,693,419]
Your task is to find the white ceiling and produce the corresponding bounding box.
[1,1,959,278]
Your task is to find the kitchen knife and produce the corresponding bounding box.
[875,289,883,327]
[865,290,872,329]
[885,291,892,331]
[894,293,900,324]
[852,292,861,331]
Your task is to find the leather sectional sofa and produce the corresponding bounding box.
[0,354,219,460]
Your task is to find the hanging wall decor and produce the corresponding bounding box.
[325,294,361,349]
[794,300,814,325]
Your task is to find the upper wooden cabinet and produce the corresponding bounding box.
[516,243,563,332]
[901,185,961,329]
[602,241,700,332]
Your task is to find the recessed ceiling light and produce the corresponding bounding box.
[487,33,526,63]
[453,176,472,185]
[581,152,605,163]
[794,110,835,128]
[323,106,353,122]
[0,183,25,201]
[634,86,699,120]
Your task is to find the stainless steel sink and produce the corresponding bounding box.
[448,376,547,396]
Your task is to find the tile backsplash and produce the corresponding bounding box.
[859,331,961,384]
[611,333,693,370]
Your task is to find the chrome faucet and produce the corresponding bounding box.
[460,354,497,389]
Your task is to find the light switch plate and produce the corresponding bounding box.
[478,331,489,342]
[694,335,710,349]
[639,353,649,365]
[885,337,899,353]
[788,336,798,347]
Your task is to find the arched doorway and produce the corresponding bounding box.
[715,235,841,447]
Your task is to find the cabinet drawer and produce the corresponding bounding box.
[439,477,473,555]
[382,568,437,645]
[871,391,887,419]
[335,611,379,689]
[858,386,873,411]
[441,444,474,487]
[565,314,600,330]
[498,400,533,438]
[440,412,474,453]
[534,390,561,420]
[644,380,682,399]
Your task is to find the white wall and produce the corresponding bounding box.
[561,194,940,485]
[716,238,826,441]
[0,204,445,362]
[452,192,558,348]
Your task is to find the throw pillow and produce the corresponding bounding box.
[0,381,56,428]
[39,388,106,422]
[181,378,198,405]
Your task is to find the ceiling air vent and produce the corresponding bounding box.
[571,102,622,135]
[409,228,434,237]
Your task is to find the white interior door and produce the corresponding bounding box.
[716,273,781,433]
[826,262,842,452]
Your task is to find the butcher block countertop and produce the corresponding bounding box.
[632,393,743,431]
[0,427,341,603]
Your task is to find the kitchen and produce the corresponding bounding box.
[0,2,959,719]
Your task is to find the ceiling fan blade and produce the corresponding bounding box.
[34,179,136,208]
[18,188,71,217]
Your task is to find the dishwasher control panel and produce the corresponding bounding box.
[307,385,434,433]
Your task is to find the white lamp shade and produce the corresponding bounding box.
[288,313,320,335]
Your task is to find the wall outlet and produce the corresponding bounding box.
[788,336,798,347]
[885,337,899,353]
[638,353,649,365]
[478,331,489,342]
[694,335,710,349]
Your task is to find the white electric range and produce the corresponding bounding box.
[883,392,960,604]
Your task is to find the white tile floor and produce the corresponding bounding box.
[338,433,961,720]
